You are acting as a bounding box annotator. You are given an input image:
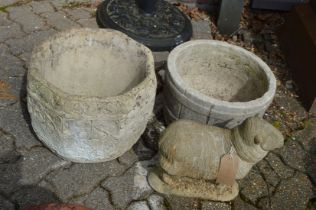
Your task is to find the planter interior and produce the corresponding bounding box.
[36,33,147,98]
[176,43,269,102]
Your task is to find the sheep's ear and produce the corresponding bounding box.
[254,135,262,145]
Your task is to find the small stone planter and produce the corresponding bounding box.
[27,28,157,163]
[164,40,276,128]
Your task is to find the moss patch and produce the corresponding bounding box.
[0,6,8,13]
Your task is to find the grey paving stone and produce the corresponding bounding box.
[0,12,12,26]
[117,149,138,167]
[257,160,280,187]
[45,160,125,200]
[274,95,308,121]
[5,29,57,56]
[191,20,212,40]
[11,186,60,209]
[0,103,43,150]
[18,51,32,62]
[0,160,20,196]
[147,194,167,210]
[37,179,55,192]
[264,152,295,179]
[164,195,200,210]
[29,1,55,14]
[127,201,150,210]
[7,5,48,33]
[201,201,231,210]
[0,144,67,197]
[50,0,98,8]
[102,161,153,209]
[0,23,25,42]
[63,8,91,20]
[0,129,14,153]
[76,18,98,28]
[42,11,80,31]
[0,128,19,163]
[239,170,270,204]
[257,172,313,210]
[294,118,316,151]
[67,192,85,204]
[49,0,66,8]
[0,194,14,210]
[306,137,316,184]
[0,44,25,79]
[82,6,98,15]
[0,0,18,7]
[19,147,69,185]
[71,187,115,210]
[84,188,114,210]
[274,140,309,172]
[232,195,259,210]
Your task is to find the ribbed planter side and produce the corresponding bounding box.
[164,40,276,128]
[27,28,157,163]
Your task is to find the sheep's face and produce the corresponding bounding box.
[234,117,284,163]
[243,117,284,151]
[255,120,284,151]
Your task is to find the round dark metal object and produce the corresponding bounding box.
[96,0,192,51]
[136,0,158,14]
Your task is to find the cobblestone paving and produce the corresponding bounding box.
[0,1,315,209]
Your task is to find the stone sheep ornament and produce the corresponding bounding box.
[148,117,284,201]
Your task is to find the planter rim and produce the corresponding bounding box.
[28,28,155,103]
[167,39,276,111]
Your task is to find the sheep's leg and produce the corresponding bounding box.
[159,155,184,176]
[148,167,239,201]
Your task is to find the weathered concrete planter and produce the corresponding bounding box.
[164,40,276,128]
[27,28,157,163]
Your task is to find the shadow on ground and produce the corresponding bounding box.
[19,72,39,140]
[0,131,60,209]
[306,137,316,209]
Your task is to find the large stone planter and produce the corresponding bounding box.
[164,40,276,128]
[27,28,157,163]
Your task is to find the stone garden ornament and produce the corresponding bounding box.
[27,28,157,163]
[148,117,284,201]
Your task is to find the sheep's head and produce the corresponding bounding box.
[233,116,284,163]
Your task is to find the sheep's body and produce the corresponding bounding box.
[159,120,254,180]
[148,117,284,201]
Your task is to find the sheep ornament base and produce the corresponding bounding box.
[148,117,284,201]
[148,168,239,201]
